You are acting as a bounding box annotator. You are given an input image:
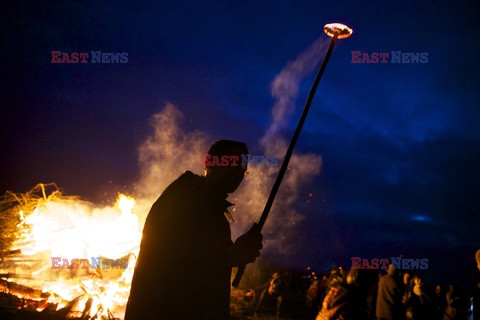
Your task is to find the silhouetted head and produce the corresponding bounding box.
[346,268,359,286]
[204,140,248,193]
[412,275,423,286]
[269,278,281,294]
[346,269,378,292]
[387,263,397,276]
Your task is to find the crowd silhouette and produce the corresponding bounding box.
[241,253,480,320]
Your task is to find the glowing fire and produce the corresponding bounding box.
[0,184,142,319]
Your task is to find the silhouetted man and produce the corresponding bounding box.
[376,264,403,320]
[256,273,283,317]
[125,140,263,320]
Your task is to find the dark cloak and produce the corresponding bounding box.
[125,171,234,320]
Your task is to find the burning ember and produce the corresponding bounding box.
[0,183,142,319]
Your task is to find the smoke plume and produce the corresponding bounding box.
[134,36,329,262]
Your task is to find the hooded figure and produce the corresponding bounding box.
[125,140,263,320]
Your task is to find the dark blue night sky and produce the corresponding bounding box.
[2,1,479,290]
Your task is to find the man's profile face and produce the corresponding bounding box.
[205,147,248,193]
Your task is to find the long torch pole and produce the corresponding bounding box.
[233,23,352,287]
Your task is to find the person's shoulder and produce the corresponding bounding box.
[163,170,203,195]
[173,170,203,187]
[378,274,390,285]
[178,170,201,181]
[383,274,401,289]
[151,171,203,210]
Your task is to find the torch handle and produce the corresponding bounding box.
[232,32,339,288]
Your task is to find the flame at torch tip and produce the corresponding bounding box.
[323,22,353,39]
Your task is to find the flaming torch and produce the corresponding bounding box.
[232,22,353,287]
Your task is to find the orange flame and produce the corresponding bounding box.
[1,184,142,319]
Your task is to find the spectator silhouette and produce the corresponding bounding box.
[305,274,328,319]
[432,284,446,320]
[255,275,283,317]
[403,274,432,320]
[376,264,403,320]
[444,283,468,320]
[315,268,378,320]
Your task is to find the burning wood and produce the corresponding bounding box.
[0,278,48,298]
[0,184,142,319]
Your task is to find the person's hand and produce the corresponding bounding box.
[229,223,263,266]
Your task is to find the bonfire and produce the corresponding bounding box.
[0,183,141,319]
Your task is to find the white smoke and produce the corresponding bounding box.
[132,104,210,216]
[134,36,329,260]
